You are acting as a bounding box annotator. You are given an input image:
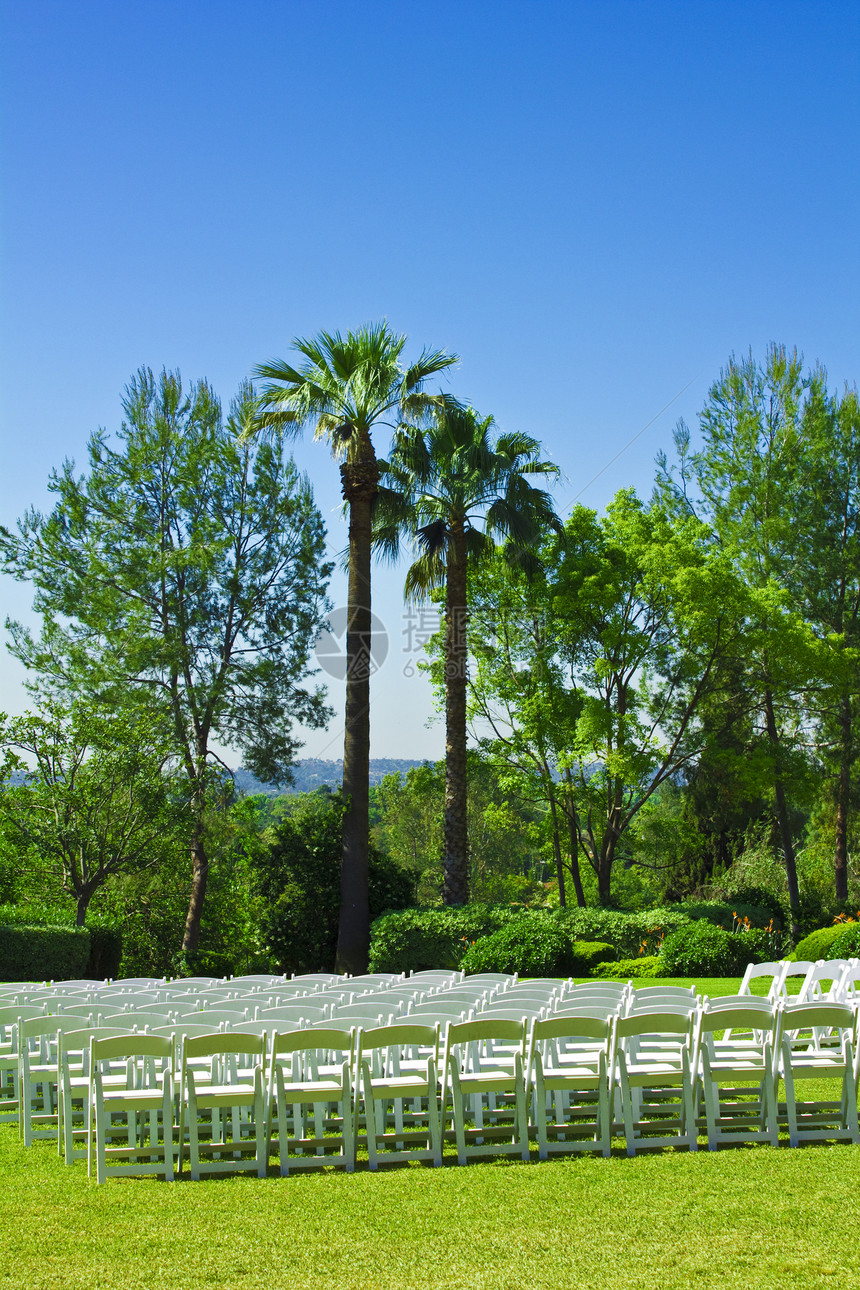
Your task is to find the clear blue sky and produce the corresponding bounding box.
[1,0,858,762]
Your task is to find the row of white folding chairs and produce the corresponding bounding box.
[739,958,860,1003]
[8,996,860,1181]
[106,1001,860,1181]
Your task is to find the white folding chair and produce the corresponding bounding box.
[355,1023,442,1169]
[442,1019,529,1165]
[614,1009,698,1155]
[87,1034,175,1183]
[777,1002,860,1147]
[179,1033,267,1178]
[695,1002,781,1150]
[266,1027,355,1175]
[527,1014,614,1159]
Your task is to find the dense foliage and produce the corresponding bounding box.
[251,791,416,974]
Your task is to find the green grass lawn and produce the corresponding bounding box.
[1,975,857,1290]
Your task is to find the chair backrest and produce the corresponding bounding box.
[737,961,787,997]
[105,978,166,988]
[798,961,850,1002]
[90,1033,173,1070]
[356,1023,440,1068]
[0,1003,47,1030]
[462,973,518,987]
[256,1004,329,1024]
[699,1002,779,1034]
[408,1000,472,1020]
[781,1001,857,1035]
[408,970,464,986]
[269,1027,355,1064]
[632,985,697,1002]
[193,1008,250,1025]
[553,1004,621,1022]
[228,975,288,987]
[702,994,774,1012]
[289,974,345,986]
[182,1032,266,1062]
[60,1024,137,1065]
[615,1009,696,1041]
[480,1004,548,1022]
[167,977,221,988]
[775,961,816,997]
[529,1014,613,1063]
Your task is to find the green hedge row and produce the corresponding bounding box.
[369,904,786,979]
[0,909,123,981]
[0,924,91,983]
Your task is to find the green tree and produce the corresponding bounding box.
[0,702,185,926]
[249,790,416,973]
[253,324,456,971]
[373,403,559,904]
[468,491,749,905]
[656,345,833,935]
[2,369,332,953]
[371,756,545,906]
[788,383,860,901]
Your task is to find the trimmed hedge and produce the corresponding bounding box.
[826,923,860,960]
[0,905,122,980]
[792,925,849,963]
[0,924,91,983]
[569,941,616,975]
[461,918,575,977]
[600,956,664,981]
[369,905,522,974]
[659,922,775,977]
[555,907,691,958]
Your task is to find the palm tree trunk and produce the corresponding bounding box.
[335,453,378,972]
[442,525,469,905]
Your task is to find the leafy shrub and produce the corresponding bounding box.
[369,904,524,973]
[729,886,787,927]
[252,793,416,974]
[461,918,575,977]
[85,921,123,979]
[0,924,91,982]
[826,923,860,960]
[659,922,772,977]
[0,904,122,980]
[792,925,849,963]
[556,907,691,958]
[600,956,664,980]
[569,941,616,975]
[666,900,783,932]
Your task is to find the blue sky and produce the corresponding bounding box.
[1,0,858,762]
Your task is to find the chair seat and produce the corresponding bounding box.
[279,1078,347,1099]
[365,1074,432,1098]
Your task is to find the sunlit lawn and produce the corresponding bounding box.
[1,975,857,1289]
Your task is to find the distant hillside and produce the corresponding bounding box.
[233,759,431,796]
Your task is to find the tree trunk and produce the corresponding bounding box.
[763,688,801,942]
[182,824,209,955]
[442,525,470,905]
[75,887,93,927]
[563,769,587,908]
[834,692,852,903]
[335,454,378,972]
[546,779,567,908]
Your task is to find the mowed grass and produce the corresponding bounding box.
[1,975,857,1290]
[2,1126,859,1290]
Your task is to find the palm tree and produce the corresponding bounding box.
[374,403,560,904]
[253,323,456,971]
